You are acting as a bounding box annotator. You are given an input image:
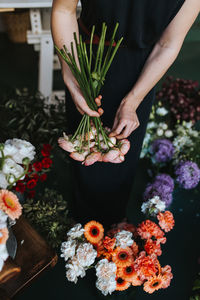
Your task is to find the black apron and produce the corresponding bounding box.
[65,0,185,226]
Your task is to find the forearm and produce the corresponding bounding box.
[127,41,181,109]
[51,2,79,89]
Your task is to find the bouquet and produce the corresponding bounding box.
[0,138,36,271]
[56,23,131,166]
[61,215,174,296]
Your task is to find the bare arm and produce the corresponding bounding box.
[111,0,200,139]
[51,0,100,117]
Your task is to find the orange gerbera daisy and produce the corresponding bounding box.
[131,272,144,286]
[144,239,162,256]
[112,247,134,267]
[157,211,175,232]
[103,236,116,252]
[137,220,165,240]
[118,264,137,282]
[134,251,158,281]
[161,265,173,288]
[0,228,9,244]
[0,190,22,220]
[116,277,131,291]
[84,221,104,244]
[143,274,164,294]
[130,242,139,258]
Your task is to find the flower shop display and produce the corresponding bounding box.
[57,23,131,165]
[14,144,53,199]
[61,216,174,296]
[23,188,72,249]
[0,138,36,272]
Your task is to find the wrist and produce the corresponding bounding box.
[125,92,143,110]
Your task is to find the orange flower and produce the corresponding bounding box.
[95,241,105,258]
[157,211,175,232]
[130,242,139,258]
[118,264,139,283]
[131,272,144,286]
[0,190,22,220]
[84,221,104,244]
[161,265,173,288]
[0,228,9,244]
[116,277,131,291]
[112,247,134,267]
[137,220,165,240]
[143,274,164,294]
[144,239,162,256]
[103,236,116,252]
[134,251,158,281]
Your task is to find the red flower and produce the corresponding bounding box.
[40,173,47,182]
[15,181,26,193]
[27,190,36,198]
[33,161,43,172]
[31,173,39,182]
[41,148,51,157]
[27,179,37,189]
[42,157,52,169]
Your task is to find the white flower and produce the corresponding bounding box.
[67,223,85,239]
[0,143,18,159]
[95,259,117,281]
[156,107,168,116]
[115,230,133,248]
[96,278,116,296]
[2,158,25,181]
[76,243,97,267]
[141,196,166,216]
[147,121,157,130]
[60,239,77,261]
[65,257,86,283]
[159,123,168,130]
[5,139,35,164]
[0,244,9,261]
[0,210,8,229]
[156,128,164,136]
[165,130,173,138]
[0,172,9,189]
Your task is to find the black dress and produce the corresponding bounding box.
[65,0,185,226]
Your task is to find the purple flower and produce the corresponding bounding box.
[150,139,174,163]
[143,182,173,207]
[154,174,174,193]
[175,161,200,189]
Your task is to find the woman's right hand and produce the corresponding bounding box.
[63,65,103,117]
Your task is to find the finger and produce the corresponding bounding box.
[116,125,132,139]
[109,121,126,137]
[111,111,120,131]
[95,97,101,107]
[80,104,100,117]
[76,105,85,115]
[98,108,104,116]
[98,95,102,100]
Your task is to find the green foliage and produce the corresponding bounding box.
[0,88,67,147]
[191,273,200,300]
[23,188,72,249]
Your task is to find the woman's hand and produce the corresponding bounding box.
[109,97,140,139]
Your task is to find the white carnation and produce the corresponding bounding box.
[165,130,173,138]
[2,158,25,181]
[96,259,117,281]
[0,172,9,189]
[115,230,133,249]
[5,139,35,164]
[141,196,166,216]
[76,243,97,267]
[65,257,86,283]
[67,223,85,239]
[156,107,168,116]
[60,239,77,261]
[0,210,8,229]
[0,143,18,158]
[96,278,116,296]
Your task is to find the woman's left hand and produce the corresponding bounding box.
[109,97,140,139]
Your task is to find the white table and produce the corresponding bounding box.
[0,0,81,99]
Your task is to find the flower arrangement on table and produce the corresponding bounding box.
[0,138,36,272]
[140,77,200,215]
[13,143,53,199]
[57,23,131,166]
[61,214,174,296]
